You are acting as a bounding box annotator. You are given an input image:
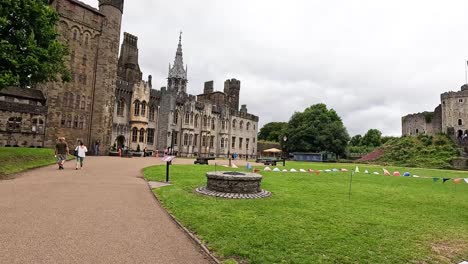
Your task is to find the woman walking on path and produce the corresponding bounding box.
[75,141,88,170]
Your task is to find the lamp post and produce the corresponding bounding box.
[282,135,288,166]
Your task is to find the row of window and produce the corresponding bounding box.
[174,111,255,131]
[70,52,88,68]
[71,28,91,46]
[117,99,157,121]
[131,128,155,144]
[62,93,91,110]
[177,133,255,150]
[60,114,86,129]
[6,117,44,133]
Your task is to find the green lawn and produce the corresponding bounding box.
[0,147,62,178]
[144,162,468,264]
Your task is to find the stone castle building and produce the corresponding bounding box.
[111,33,259,157]
[0,0,259,157]
[402,84,468,138]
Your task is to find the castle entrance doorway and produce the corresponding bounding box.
[117,135,125,148]
[457,130,463,138]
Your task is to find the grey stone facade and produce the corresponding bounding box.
[110,33,259,158]
[402,84,468,137]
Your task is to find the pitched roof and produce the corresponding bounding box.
[0,87,46,101]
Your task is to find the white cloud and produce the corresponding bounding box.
[82,0,468,136]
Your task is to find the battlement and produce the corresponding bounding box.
[123,32,138,47]
[99,0,124,13]
[224,78,241,91]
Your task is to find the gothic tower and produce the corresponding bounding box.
[167,33,188,93]
[224,78,241,111]
[88,0,124,153]
[117,32,142,83]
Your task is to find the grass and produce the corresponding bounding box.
[144,162,468,264]
[0,147,68,178]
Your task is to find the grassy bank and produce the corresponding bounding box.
[144,162,468,264]
[0,147,59,178]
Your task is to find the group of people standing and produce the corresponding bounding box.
[55,137,98,170]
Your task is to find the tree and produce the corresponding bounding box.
[361,129,382,147]
[0,0,70,90]
[258,122,288,142]
[284,104,349,156]
[349,134,362,146]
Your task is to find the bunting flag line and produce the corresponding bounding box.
[355,166,360,173]
[383,168,391,176]
[443,178,451,183]
[465,178,468,184]
[454,178,462,184]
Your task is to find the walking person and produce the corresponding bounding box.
[55,137,69,170]
[94,140,100,156]
[75,140,88,170]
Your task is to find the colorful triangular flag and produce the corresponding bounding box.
[355,166,360,173]
[383,168,391,176]
[464,178,468,184]
[432,177,440,183]
[443,178,451,183]
[454,178,462,184]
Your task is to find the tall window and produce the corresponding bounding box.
[246,122,250,130]
[202,136,206,147]
[73,115,78,128]
[81,96,86,109]
[61,115,66,127]
[194,134,198,146]
[185,113,190,124]
[210,136,214,148]
[203,116,207,127]
[211,118,215,130]
[189,134,193,146]
[79,116,84,129]
[149,106,155,121]
[132,127,138,142]
[67,114,72,128]
[232,137,236,148]
[232,119,237,129]
[195,114,199,128]
[68,93,74,108]
[221,138,225,148]
[147,129,155,144]
[184,134,188,146]
[134,100,140,116]
[139,128,145,142]
[239,138,243,149]
[246,138,250,150]
[222,120,225,130]
[75,94,80,109]
[190,113,194,124]
[141,101,147,117]
[63,92,69,107]
[174,111,179,124]
[459,119,463,126]
[117,99,125,116]
[173,132,178,145]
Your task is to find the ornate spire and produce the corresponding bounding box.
[168,31,187,80]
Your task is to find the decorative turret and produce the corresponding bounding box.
[99,0,124,13]
[117,32,142,83]
[167,32,188,94]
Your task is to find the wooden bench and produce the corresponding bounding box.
[194,157,215,165]
[263,159,286,166]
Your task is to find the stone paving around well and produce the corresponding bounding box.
[0,156,253,264]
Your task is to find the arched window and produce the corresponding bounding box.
[189,134,193,146]
[81,96,85,109]
[67,114,72,128]
[184,134,188,146]
[73,115,78,128]
[60,114,66,127]
[141,101,147,117]
[240,121,244,130]
[185,112,190,124]
[75,94,80,109]
[132,127,138,142]
[134,100,140,116]
[149,106,155,121]
[68,93,74,108]
[139,128,145,142]
[221,138,225,148]
[203,116,207,127]
[211,118,216,130]
[222,120,225,130]
[79,116,84,129]
[246,122,250,130]
[174,111,179,124]
[190,113,194,124]
[459,119,463,126]
[117,98,125,116]
[195,114,199,128]
[84,34,89,46]
[232,119,237,129]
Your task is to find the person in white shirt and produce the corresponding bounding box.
[75,141,88,170]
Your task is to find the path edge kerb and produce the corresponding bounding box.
[141,169,221,264]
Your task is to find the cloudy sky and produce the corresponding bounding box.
[83,0,468,136]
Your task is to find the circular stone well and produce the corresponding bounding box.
[196,171,271,199]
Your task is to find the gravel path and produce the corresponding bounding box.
[0,156,229,264]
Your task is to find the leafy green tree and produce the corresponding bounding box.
[284,104,349,156]
[0,0,70,90]
[258,122,288,142]
[349,134,362,146]
[361,129,382,147]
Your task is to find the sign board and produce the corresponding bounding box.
[162,156,175,162]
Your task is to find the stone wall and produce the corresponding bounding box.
[441,86,468,137]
